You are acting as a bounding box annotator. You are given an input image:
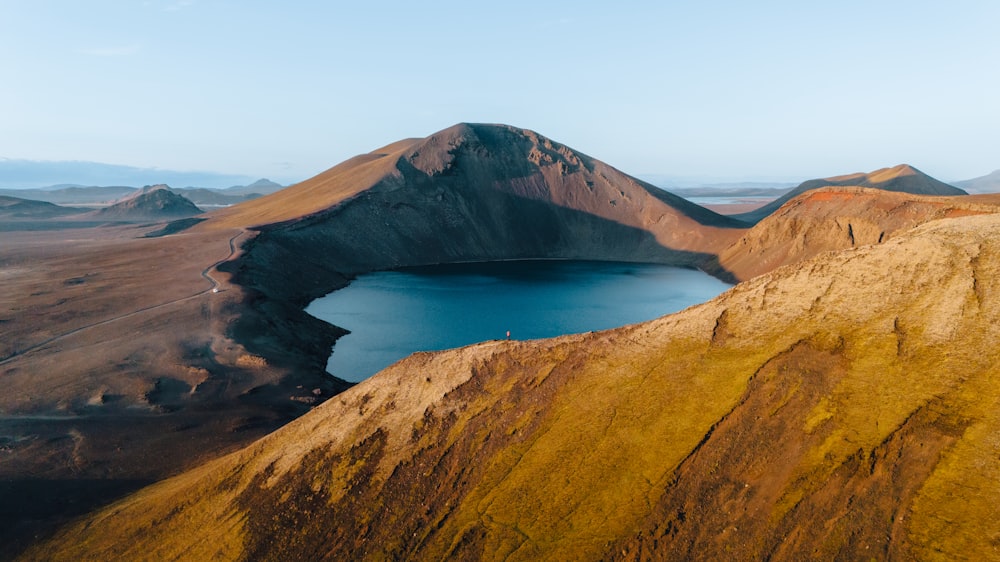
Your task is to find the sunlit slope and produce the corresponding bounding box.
[29,213,1000,561]
[202,137,422,228]
[734,164,967,223]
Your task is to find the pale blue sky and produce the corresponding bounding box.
[2,0,998,185]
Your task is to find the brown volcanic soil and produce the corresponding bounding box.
[0,225,348,558]
[25,213,1000,561]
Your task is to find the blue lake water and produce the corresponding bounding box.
[306,260,732,382]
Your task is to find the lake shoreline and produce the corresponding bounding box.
[307,260,732,382]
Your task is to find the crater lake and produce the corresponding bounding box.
[306,260,732,382]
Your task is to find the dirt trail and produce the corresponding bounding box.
[0,229,245,365]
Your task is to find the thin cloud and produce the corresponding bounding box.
[164,0,196,11]
[79,44,142,57]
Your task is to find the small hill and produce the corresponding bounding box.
[0,195,86,219]
[28,211,1000,561]
[733,164,966,223]
[955,169,1000,194]
[93,185,202,220]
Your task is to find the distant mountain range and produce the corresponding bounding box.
[638,174,802,190]
[954,169,1000,194]
[669,186,793,198]
[0,158,264,190]
[0,178,283,206]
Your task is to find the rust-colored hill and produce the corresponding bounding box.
[27,211,1000,561]
[734,164,966,223]
[717,187,1000,280]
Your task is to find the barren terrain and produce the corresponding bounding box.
[3,123,994,559]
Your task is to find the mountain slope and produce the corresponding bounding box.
[29,212,1000,561]
[733,164,966,223]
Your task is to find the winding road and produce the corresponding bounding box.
[0,229,246,366]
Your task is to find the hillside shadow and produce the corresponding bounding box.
[0,477,156,560]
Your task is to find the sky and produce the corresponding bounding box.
[2,0,999,186]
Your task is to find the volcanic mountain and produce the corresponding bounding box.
[733,164,966,223]
[205,123,743,273]
[27,210,1000,561]
[94,184,203,220]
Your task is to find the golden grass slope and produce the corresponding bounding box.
[28,213,1000,561]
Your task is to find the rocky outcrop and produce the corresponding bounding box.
[28,211,1000,561]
